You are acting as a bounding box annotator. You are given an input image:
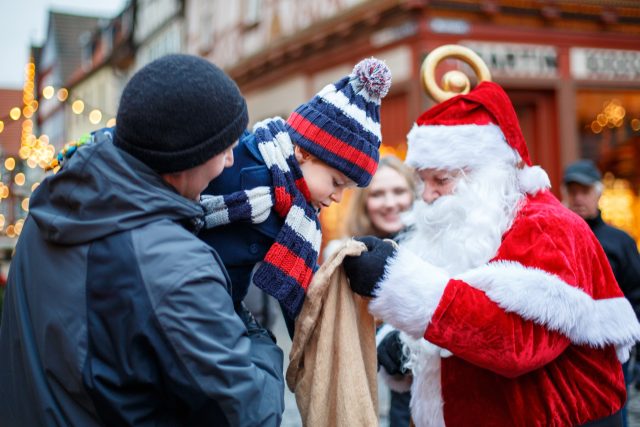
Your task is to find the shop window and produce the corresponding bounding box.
[576,90,640,245]
[379,92,410,159]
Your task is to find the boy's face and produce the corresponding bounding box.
[295,146,355,211]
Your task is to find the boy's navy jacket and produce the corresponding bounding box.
[200,131,283,301]
[200,130,297,333]
[0,129,284,427]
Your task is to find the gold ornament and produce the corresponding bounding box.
[421,45,492,102]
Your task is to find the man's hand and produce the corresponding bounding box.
[237,303,277,344]
[377,330,407,375]
[343,236,397,297]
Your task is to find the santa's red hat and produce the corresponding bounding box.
[406,81,550,194]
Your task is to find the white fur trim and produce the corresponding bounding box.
[408,339,445,427]
[369,248,449,340]
[406,123,516,172]
[406,123,551,196]
[517,165,551,195]
[458,261,640,362]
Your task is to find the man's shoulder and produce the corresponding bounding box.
[131,219,227,282]
[594,222,636,246]
[598,221,636,242]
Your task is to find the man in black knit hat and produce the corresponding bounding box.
[0,54,285,427]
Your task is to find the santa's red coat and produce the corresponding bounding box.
[371,190,640,427]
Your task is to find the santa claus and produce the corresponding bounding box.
[344,81,640,427]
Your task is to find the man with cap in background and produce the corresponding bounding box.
[0,54,284,427]
[343,81,640,426]
[564,159,640,427]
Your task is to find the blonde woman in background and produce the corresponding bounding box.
[324,155,416,427]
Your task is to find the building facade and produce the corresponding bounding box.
[186,0,640,243]
[65,4,135,141]
[134,0,184,70]
[36,12,101,149]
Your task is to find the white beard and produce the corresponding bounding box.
[400,165,524,275]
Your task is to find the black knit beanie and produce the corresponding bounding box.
[113,54,248,173]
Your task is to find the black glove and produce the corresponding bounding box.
[343,236,396,297]
[236,302,277,344]
[377,330,407,375]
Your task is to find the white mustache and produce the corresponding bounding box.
[399,166,524,275]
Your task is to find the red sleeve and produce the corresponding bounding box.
[425,279,571,378]
[424,214,579,378]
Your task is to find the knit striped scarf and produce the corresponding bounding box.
[200,118,322,318]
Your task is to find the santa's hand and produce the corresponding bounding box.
[378,329,407,375]
[343,236,396,297]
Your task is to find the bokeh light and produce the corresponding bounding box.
[72,100,85,114]
[4,158,15,171]
[89,109,102,124]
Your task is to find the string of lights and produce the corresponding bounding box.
[0,64,116,137]
[0,60,117,239]
[588,99,640,134]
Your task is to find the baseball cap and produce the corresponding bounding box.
[563,159,602,185]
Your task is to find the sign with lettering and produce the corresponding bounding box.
[429,18,470,35]
[570,48,640,80]
[371,21,418,47]
[462,41,558,78]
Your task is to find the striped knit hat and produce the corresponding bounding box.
[286,58,392,187]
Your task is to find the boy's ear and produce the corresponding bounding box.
[294,145,313,164]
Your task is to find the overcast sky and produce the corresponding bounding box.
[0,0,128,89]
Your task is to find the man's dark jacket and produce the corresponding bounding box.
[587,212,640,315]
[0,130,284,426]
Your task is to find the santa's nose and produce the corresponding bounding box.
[422,186,440,204]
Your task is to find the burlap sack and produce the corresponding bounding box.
[286,239,378,427]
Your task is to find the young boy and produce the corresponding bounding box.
[199,57,391,333]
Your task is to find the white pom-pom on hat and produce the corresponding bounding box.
[352,57,392,100]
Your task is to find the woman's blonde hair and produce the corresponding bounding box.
[343,156,416,238]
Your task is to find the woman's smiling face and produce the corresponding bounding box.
[366,165,414,235]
